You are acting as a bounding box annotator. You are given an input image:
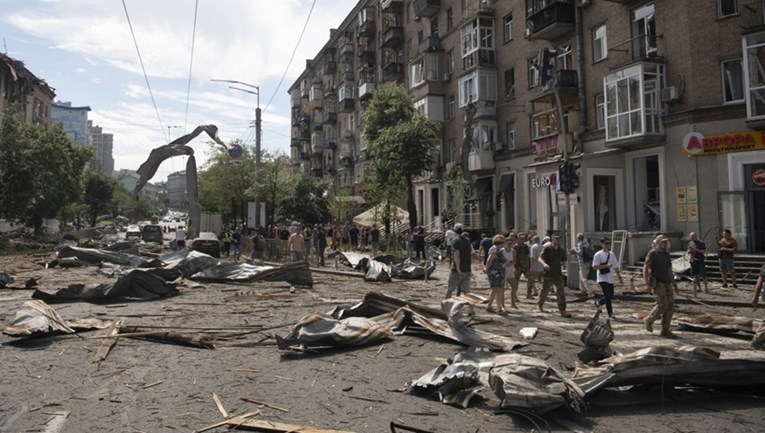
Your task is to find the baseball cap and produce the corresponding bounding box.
[453,223,464,232]
[655,234,669,243]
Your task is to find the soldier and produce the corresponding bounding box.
[537,235,571,318]
[643,234,678,338]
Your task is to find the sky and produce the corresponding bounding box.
[0,0,358,183]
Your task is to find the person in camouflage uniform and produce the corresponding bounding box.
[537,235,571,318]
[513,233,532,302]
[643,234,678,338]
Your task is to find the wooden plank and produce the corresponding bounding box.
[92,320,121,363]
[224,416,356,433]
[212,393,228,418]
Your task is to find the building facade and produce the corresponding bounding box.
[51,101,91,145]
[288,0,764,261]
[166,171,188,208]
[0,53,55,126]
[88,120,115,175]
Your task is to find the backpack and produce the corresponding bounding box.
[581,243,595,263]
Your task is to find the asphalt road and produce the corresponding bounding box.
[0,244,763,433]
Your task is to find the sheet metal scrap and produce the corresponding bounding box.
[338,252,434,280]
[55,245,148,268]
[332,292,526,352]
[0,271,13,288]
[3,300,75,336]
[32,268,182,302]
[159,249,220,278]
[190,261,313,286]
[275,312,400,350]
[410,349,586,413]
[571,346,765,396]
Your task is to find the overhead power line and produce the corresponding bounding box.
[183,0,200,133]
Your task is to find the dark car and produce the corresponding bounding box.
[190,232,221,258]
[141,224,164,244]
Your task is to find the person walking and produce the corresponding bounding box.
[575,233,594,296]
[687,231,708,294]
[484,234,507,313]
[413,222,426,260]
[479,233,493,265]
[643,234,678,338]
[404,229,414,259]
[716,229,738,288]
[444,226,457,265]
[592,237,623,319]
[513,233,532,305]
[287,229,305,262]
[528,235,544,299]
[175,225,187,249]
[221,229,232,257]
[251,228,266,264]
[537,234,571,317]
[231,228,242,262]
[445,224,472,299]
[349,224,360,252]
[303,225,313,261]
[503,235,519,309]
[370,225,380,256]
[315,225,327,266]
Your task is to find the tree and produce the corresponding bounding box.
[83,171,117,227]
[0,106,92,231]
[362,84,439,230]
[246,152,295,228]
[198,140,257,224]
[279,173,331,225]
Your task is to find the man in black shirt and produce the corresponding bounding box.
[538,235,571,317]
[445,223,472,299]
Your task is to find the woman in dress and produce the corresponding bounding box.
[484,234,507,313]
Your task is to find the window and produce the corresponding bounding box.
[593,175,617,231]
[417,30,424,43]
[447,49,454,74]
[472,121,497,151]
[462,0,468,13]
[743,33,765,118]
[461,16,495,69]
[503,12,513,43]
[604,63,664,140]
[528,57,540,88]
[722,59,744,103]
[431,18,439,38]
[593,24,607,62]
[504,68,515,99]
[632,3,656,58]
[447,8,453,31]
[595,93,605,130]
[414,98,427,116]
[458,69,497,107]
[718,0,738,18]
[447,96,456,119]
[447,138,457,163]
[410,61,424,88]
[556,43,573,70]
[506,121,517,150]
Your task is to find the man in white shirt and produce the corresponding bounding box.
[175,226,187,249]
[444,227,457,265]
[592,237,623,319]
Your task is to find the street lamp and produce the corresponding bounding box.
[211,79,262,229]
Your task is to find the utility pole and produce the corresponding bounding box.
[211,79,262,230]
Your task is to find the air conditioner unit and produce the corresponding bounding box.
[523,28,532,39]
[661,86,680,102]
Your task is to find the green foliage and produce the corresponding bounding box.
[246,152,296,227]
[0,106,92,229]
[362,84,440,228]
[83,171,117,226]
[198,140,257,216]
[279,173,331,225]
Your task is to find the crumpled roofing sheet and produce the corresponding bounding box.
[56,245,148,268]
[190,261,313,286]
[32,268,182,302]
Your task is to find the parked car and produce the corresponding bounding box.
[141,224,163,244]
[190,232,221,258]
[125,225,141,240]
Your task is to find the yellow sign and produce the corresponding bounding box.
[682,131,765,156]
[677,205,687,222]
[676,186,686,204]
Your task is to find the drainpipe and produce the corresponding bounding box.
[575,4,588,150]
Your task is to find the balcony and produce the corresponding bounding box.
[323,61,337,76]
[414,0,440,19]
[313,122,323,131]
[291,138,300,148]
[291,107,301,125]
[383,61,404,81]
[311,134,324,155]
[339,97,355,112]
[529,69,579,103]
[340,42,354,63]
[359,19,375,38]
[381,0,402,10]
[327,140,337,150]
[359,81,377,100]
[290,89,301,107]
[462,48,495,70]
[323,111,337,124]
[311,167,323,177]
[340,153,354,167]
[418,36,442,54]
[382,25,404,49]
[468,149,495,172]
[358,49,375,68]
[607,34,662,70]
[526,0,575,41]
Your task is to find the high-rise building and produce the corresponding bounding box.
[289,0,765,260]
[51,101,91,145]
[167,171,188,208]
[88,120,115,175]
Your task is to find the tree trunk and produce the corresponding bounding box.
[405,174,417,231]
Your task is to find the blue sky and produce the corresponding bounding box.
[0,0,357,182]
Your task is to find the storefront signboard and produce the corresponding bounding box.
[682,131,765,156]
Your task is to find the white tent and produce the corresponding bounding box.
[353,203,409,227]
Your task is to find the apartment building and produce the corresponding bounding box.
[0,53,55,126]
[289,0,764,260]
[88,120,115,176]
